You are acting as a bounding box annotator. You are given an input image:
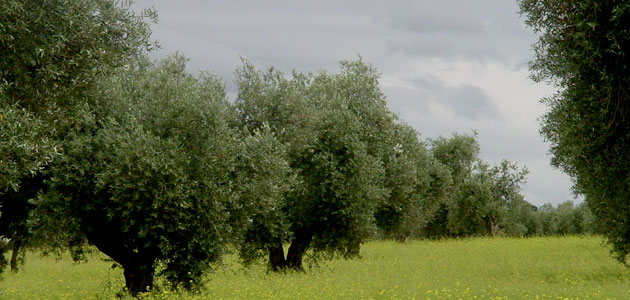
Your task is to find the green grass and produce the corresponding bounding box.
[2,236,630,299]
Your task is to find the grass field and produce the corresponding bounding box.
[2,236,630,299]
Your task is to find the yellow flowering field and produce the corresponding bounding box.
[2,236,630,299]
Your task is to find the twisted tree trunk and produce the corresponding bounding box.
[285,230,312,271]
[268,243,286,272]
[267,229,312,272]
[85,222,157,296]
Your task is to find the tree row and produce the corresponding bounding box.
[0,0,595,296]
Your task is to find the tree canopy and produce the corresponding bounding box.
[0,0,153,276]
[519,0,630,263]
[423,133,529,238]
[0,0,154,114]
[234,59,394,270]
[374,123,451,240]
[34,56,294,294]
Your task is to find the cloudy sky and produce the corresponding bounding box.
[132,0,577,206]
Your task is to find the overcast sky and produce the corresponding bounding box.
[132,0,577,206]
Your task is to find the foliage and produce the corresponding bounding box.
[375,123,452,240]
[0,0,154,275]
[0,0,155,115]
[234,59,395,270]
[231,125,296,267]
[232,61,309,269]
[519,0,630,264]
[0,106,60,193]
[430,133,480,186]
[572,201,597,234]
[423,133,477,238]
[482,160,529,235]
[502,195,541,236]
[446,170,495,236]
[35,55,292,294]
[423,133,530,237]
[534,201,596,236]
[2,0,613,295]
[0,105,61,272]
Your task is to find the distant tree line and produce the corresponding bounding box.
[374,132,596,240]
[0,0,603,297]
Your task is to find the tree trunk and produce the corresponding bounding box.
[485,218,500,237]
[268,243,286,272]
[10,239,22,272]
[123,264,155,296]
[86,228,157,296]
[286,231,312,270]
[394,234,407,243]
[486,221,494,236]
[345,239,361,258]
[286,242,306,270]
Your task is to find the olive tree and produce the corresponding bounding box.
[423,133,479,237]
[447,160,528,237]
[531,201,595,236]
[37,56,292,295]
[232,62,309,270]
[502,195,542,237]
[485,160,529,235]
[519,0,630,263]
[445,171,495,236]
[0,0,153,274]
[374,123,451,240]
[424,133,528,237]
[234,59,392,270]
[572,201,596,234]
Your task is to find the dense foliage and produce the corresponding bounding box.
[40,57,236,293]
[422,134,532,238]
[0,0,154,114]
[0,0,153,277]
[374,123,451,241]
[519,0,630,263]
[234,60,398,270]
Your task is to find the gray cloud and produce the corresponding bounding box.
[137,0,389,70]
[376,0,535,64]
[135,0,536,72]
[407,76,501,120]
[387,35,502,61]
[440,84,501,120]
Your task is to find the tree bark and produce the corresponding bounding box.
[268,243,286,272]
[85,224,157,296]
[286,242,306,270]
[286,230,312,270]
[486,221,494,236]
[345,239,361,258]
[485,217,499,236]
[10,239,22,272]
[123,264,155,296]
